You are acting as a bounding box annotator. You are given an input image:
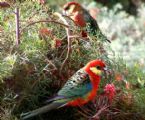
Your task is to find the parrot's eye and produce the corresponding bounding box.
[96,66,101,70]
[64,6,69,10]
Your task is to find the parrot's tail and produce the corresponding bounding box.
[20,102,64,120]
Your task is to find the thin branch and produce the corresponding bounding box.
[69,35,88,40]
[28,10,40,21]
[15,7,20,45]
[78,105,94,118]
[92,106,109,119]
[54,12,72,74]
[59,47,67,59]
[78,109,92,119]
[20,20,69,34]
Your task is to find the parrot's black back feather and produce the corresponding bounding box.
[83,8,111,43]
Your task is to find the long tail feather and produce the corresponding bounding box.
[44,95,65,104]
[20,102,64,120]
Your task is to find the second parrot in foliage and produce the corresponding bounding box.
[63,1,110,43]
[21,59,107,119]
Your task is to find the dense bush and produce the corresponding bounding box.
[0,1,145,120]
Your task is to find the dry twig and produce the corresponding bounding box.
[54,12,72,75]
[20,20,69,34]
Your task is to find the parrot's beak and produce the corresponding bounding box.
[103,67,112,82]
[103,67,108,71]
[62,10,67,15]
[103,67,111,74]
[62,10,74,17]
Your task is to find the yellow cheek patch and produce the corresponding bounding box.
[90,67,102,75]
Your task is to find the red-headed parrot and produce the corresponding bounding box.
[21,59,107,119]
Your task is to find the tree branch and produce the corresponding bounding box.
[15,7,20,45]
[20,20,69,34]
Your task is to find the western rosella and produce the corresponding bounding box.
[21,59,107,119]
[63,1,110,43]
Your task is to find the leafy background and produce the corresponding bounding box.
[0,0,145,120]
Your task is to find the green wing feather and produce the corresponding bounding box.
[58,69,92,98]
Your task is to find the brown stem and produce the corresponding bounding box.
[92,106,109,119]
[54,13,72,74]
[20,20,69,34]
[78,105,93,118]
[15,7,20,45]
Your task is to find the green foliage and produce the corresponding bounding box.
[0,54,17,82]
[0,1,145,120]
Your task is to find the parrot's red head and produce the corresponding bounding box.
[84,60,106,76]
[63,1,81,10]
[63,1,82,14]
[63,1,87,27]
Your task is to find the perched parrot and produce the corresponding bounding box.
[21,59,107,119]
[63,1,111,43]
